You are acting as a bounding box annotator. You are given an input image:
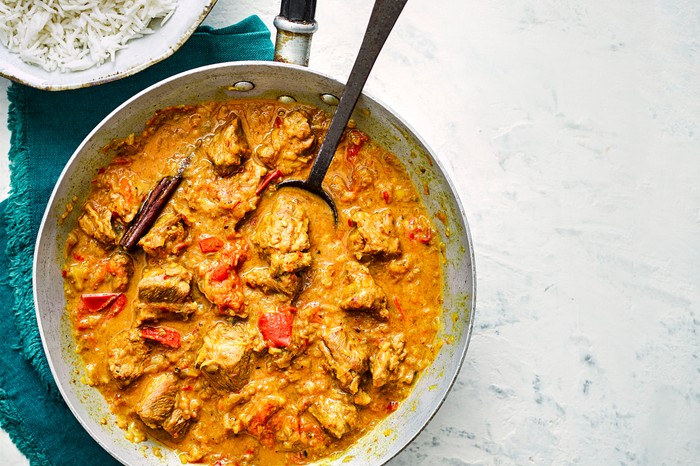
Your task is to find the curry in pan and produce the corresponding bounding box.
[62,98,443,464]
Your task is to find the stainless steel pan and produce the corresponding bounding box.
[33,8,475,466]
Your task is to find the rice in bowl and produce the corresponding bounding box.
[0,0,178,73]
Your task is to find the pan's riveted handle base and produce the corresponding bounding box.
[274,0,318,67]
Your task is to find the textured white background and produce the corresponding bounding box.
[1,0,699,464]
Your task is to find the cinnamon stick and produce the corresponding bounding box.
[119,174,182,250]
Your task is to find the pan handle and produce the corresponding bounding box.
[273,0,318,66]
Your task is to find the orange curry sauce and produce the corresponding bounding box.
[62,99,443,465]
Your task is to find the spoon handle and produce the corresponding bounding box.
[305,0,408,190]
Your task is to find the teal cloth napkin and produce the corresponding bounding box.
[0,16,273,465]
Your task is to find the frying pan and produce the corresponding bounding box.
[33,2,476,465]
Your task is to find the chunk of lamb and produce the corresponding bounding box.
[78,201,118,245]
[308,396,358,439]
[197,243,249,317]
[137,373,177,426]
[215,160,267,221]
[319,324,369,394]
[256,110,316,175]
[138,212,188,257]
[105,250,134,292]
[138,263,192,303]
[225,394,286,436]
[243,266,301,298]
[348,209,401,260]
[251,195,312,276]
[107,329,149,387]
[207,117,250,177]
[338,260,389,320]
[136,372,190,438]
[68,249,134,293]
[78,164,141,244]
[162,408,190,439]
[182,159,265,225]
[196,322,254,392]
[135,301,198,325]
[94,165,140,223]
[198,262,246,317]
[370,333,408,388]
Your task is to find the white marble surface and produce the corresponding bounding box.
[2,0,699,465]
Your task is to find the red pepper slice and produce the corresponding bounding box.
[105,293,127,320]
[346,130,369,162]
[392,296,406,321]
[347,143,361,159]
[211,263,230,282]
[80,292,121,312]
[279,305,298,315]
[141,326,181,348]
[406,216,433,244]
[258,311,294,348]
[198,235,224,253]
[386,400,400,413]
[77,293,127,330]
[256,169,283,195]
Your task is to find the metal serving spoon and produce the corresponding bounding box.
[278,0,408,222]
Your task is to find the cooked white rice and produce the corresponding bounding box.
[0,0,178,73]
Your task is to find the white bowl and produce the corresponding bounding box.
[0,1,217,91]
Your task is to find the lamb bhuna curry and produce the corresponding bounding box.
[62,98,443,464]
